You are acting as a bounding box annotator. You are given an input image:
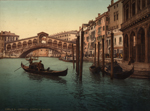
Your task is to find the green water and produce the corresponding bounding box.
[0,57,150,111]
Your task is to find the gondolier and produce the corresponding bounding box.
[37,60,43,71]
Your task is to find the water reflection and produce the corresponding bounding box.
[72,74,87,110]
[90,72,101,82]
[23,71,67,84]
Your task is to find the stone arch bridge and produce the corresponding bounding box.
[5,32,76,58]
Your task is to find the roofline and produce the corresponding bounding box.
[107,0,121,9]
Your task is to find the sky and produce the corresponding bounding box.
[0,0,118,39]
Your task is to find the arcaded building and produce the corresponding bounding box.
[0,31,19,55]
[121,0,150,63]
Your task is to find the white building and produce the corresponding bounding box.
[107,0,123,56]
[49,30,77,42]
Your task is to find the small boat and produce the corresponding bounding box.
[21,62,68,76]
[104,64,134,79]
[59,57,76,62]
[89,65,101,74]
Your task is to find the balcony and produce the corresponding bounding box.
[121,6,150,31]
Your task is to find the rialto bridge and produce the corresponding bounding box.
[5,32,76,58]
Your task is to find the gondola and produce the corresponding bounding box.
[89,65,101,74]
[104,65,134,79]
[21,62,68,76]
[59,57,76,62]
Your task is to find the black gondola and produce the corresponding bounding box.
[59,57,76,62]
[21,62,68,76]
[89,65,101,74]
[104,64,134,79]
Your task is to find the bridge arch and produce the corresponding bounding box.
[48,39,52,46]
[23,41,27,48]
[18,42,22,48]
[53,40,57,47]
[58,42,62,49]
[7,44,11,51]
[68,44,72,50]
[63,43,67,49]
[12,43,17,49]
[33,39,38,45]
[19,45,61,58]
[28,40,32,46]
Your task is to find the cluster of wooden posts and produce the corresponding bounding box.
[71,29,115,80]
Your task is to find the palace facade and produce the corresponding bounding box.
[121,0,150,63]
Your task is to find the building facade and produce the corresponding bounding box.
[95,12,109,57]
[82,20,96,56]
[0,31,19,56]
[49,30,77,42]
[121,0,150,63]
[107,0,123,56]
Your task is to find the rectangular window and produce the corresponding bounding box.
[98,36,102,41]
[126,9,129,20]
[142,0,145,9]
[126,4,129,20]
[106,26,108,30]
[114,12,116,21]
[103,35,105,38]
[103,26,105,31]
[106,17,109,21]
[86,37,89,42]
[109,39,111,45]
[98,27,101,35]
[116,13,118,20]
[137,0,141,12]
[132,3,135,16]
[148,0,150,4]
[97,19,101,25]
[114,38,116,45]
[114,11,118,21]
[119,37,122,45]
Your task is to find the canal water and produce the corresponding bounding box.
[0,57,150,111]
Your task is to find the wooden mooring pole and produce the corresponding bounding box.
[94,43,96,65]
[97,42,100,66]
[76,35,80,75]
[102,37,105,77]
[111,32,114,80]
[72,44,75,69]
[79,28,84,80]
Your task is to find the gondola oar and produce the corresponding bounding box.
[14,62,29,72]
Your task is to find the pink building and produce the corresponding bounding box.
[95,12,109,57]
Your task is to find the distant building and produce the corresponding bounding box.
[83,20,96,56]
[121,0,150,63]
[107,0,123,56]
[49,30,77,42]
[0,31,19,56]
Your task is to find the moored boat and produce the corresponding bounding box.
[21,62,68,76]
[89,65,101,74]
[104,64,134,79]
[59,57,76,62]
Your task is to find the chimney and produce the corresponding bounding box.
[79,26,82,30]
[98,13,101,16]
[111,0,114,5]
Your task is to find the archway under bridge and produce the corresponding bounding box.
[19,45,69,58]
